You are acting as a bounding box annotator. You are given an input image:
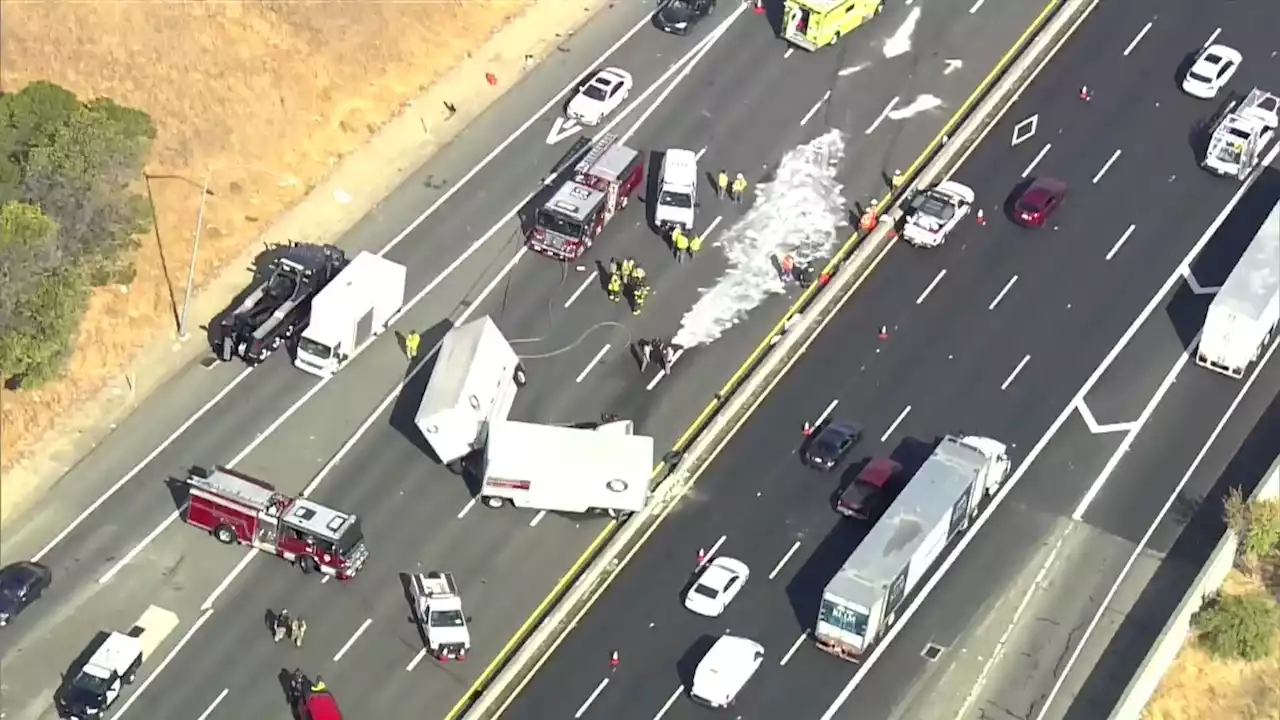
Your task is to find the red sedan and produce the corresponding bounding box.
[1012,177,1067,228]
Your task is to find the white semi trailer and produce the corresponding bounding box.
[1196,199,1280,379]
[814,435,1011,662]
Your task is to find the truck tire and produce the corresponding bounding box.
[484,496,506,509]
[446,458,465,475]
[269,336,283,352]
[513,365,528,387]
[214,525,237,544]
[299,556,318,575]
[124,663,138,684]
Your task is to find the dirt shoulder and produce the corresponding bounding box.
[0,0,610,525]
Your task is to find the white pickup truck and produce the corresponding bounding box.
[57,605,179,719]
[410,571,471,661]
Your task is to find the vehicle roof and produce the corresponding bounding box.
[306,251,405,327]
[788,0,877,14]
[416,316,519,429]
[855,458,902,488]
[90,632,143,674]
[304,690,344,720]
[284,498,356,542]
[697,635,764,684]
[700,557,748,585]
[1198,44,1242,65]
[1,561,49,586]
[544,182,606,222]
[818,420,861,440]
[824,436,992,610]
[588,68,629,87]
[1213,200,1279,321]
[1020,178,1066,205]
[662,149,698,185]
[187,466,280,511]
[484,420,654,487]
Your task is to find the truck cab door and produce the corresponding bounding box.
[254,512,280,551]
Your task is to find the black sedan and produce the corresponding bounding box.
[655,0,715,35]
[0,561,52,627]
[802,420,864,471]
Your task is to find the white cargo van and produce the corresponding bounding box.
[654,148,698,231]
[689,635,764,708]
[295,251,407,377]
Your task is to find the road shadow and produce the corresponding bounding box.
[1186,90,1241,165]
[387,318,456,460]
[399,572,430,650]
[1002,177,1035,224]
[785,516,869,631]
[1063,390,1280,720]
[276,668,304,720]
[642,149,667,234]
[164,473,192,514]
[676,634,719,688]
[141,174,182,331]
[763,0,787,37]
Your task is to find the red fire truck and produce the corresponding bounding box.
[528,133,644,260]
[183,466,368,580]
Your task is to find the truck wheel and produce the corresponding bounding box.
[269,336,282,352]
[446,458,465,475]
[124,666,138,684]
[484,496,506,509]
[829,31,841,47]
[299,556,318,575]
[513,365,528,387]
[213,525,237,544]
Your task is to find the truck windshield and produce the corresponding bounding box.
[70,669,112,699]
[297,336,333,360]
[336,518,364,555]
[536,209,584,239]
[818,598,868,637]
[659,190,693,208]
[429,609,466,627]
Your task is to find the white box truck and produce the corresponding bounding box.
[415,316,526,469]
[295,251,407,377]
[480,419,654,514]
[57,605,180,719]
[814,435,1010,662]
[1196,199,1280,378]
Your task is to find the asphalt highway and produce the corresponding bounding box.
[0,0,1048,718]
[497,1,1280,719]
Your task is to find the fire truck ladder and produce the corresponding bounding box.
[574,133,619,176]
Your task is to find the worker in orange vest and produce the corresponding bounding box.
[778,254,795,282]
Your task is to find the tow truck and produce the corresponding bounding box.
[528,133,644,260]
[57,605,179,719]
[1202,88,1279,180]
[409,571,471,661]
[902,181,975,248]
[217,242,348,365]
[182,465,368,579]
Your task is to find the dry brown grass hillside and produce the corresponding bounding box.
[0,0,535,471]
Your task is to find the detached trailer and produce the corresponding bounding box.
[1196,199,1280,378]
[295,251,407,378]
[814,435,1011,662]
[415,317,526,469]
[480,419,654,514]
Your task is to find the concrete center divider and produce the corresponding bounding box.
[457,0,1106,716]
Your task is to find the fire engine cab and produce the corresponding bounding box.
[183,466,368,580]
[528,133,643,260]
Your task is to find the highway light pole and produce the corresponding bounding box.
[177,167,214,340]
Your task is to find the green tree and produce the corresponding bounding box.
[0,80,82,161]
[0,201,87,387]
[1225,489,1280,566]
[1193,591,1280,662]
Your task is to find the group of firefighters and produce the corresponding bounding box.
[605,257,650,314]
[273,608,308,647]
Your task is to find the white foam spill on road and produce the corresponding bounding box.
[888,94,944,119]
[883,6,922,58]
[671,130,847,349]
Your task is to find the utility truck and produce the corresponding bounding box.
[183,466,369,579]
[409,571,471,661]
[480,419,654,514]
[654,148,698,232]
[1202,88,1279,180]
[1196,199,1280,378]
[56,605,180,719]
[415,316,526,469]
[782,0,883,51]
[527,133,644,260]
[217,243,348,366]
[295,251,407,377]
[814,435,1011,662]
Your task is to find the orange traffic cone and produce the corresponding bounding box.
[976,208,986,225]
[802,421,813,436]
[1079,85,1091,101]
[753,0,764,14]
[878,325,889,340]
[486,72,498,87]
[610,650,620,668]
[819,270,831,286]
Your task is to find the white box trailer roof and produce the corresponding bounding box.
[482,419,654,513]
[415,317,523,465]
[817,435,1009,657]
[1197,199,1280,377]
[296,251,407,374]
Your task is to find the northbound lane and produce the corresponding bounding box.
[495,1,1280,718]
[0,1,1052,719]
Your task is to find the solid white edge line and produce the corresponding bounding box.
[112,607,215,720]
[30,366,252,563]
[195,687,230,720]
[818,141,1280,720]
[333,617,374,663]
[1035,335,1280,719]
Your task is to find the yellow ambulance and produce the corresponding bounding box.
[781,0,884,51]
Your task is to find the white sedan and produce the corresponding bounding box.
[1182,44,1242,99]
[566,67,633,126]
[684,557,749,617]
